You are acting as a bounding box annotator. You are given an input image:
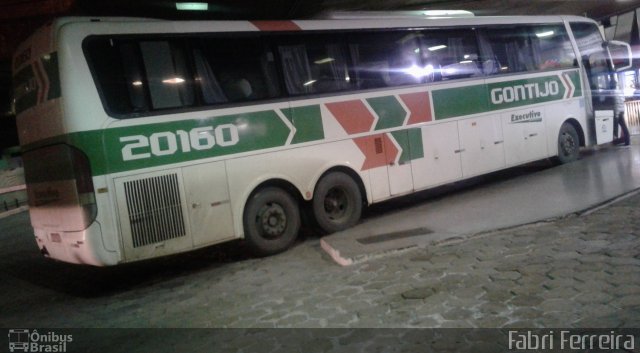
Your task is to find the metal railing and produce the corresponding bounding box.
[625,100,640,135]
[0,184,28,213]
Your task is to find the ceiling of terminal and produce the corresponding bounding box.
[70,0,640,20]
[0,0,639,118]
[1,0,639,21]
[2,0,638,59]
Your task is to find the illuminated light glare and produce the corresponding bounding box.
[464,54,470,59]
[404,64,434,78]
[414,48,421,53]
[536,31,555,38]
[132,80,143,86]
[176,2,209,11]
[303,80,317,86]
[624,86,635,97]
[422,10,474,17]
[314,57,335,64]
[163,77,185,84]
[501,66,509,71]
[444,67,458,75]
[459,60,473,64]
[428,45,447,51]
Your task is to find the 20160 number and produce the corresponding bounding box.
[120,125,239,161]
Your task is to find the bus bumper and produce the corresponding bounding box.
[33,221,120,266]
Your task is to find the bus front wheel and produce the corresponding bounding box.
[312,172,362,234]
[243,187,300,256]
[557,123,580,164]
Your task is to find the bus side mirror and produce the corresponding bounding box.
[606,40,633,72]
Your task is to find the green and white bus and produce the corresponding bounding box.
[13,14,631,266]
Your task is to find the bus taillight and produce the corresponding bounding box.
[70,147,97,225]
[23,144,97,231]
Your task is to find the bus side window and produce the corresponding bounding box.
[139,41,194,110]
[193,49,228,104]
[477,31,501,75]
[279,44,314,95]
[482,27,538,74]
[348,31,422,89]
[419,29,482,80]
[196,36,281,103]
[307,42,351,93]
[532,25,577,70]
[119,42,148,112]
[278,34,351,95]
[84,38,149,115]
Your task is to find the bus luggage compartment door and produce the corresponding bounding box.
[594,110,614,145]
[457,115,505,178]
[182,161,234,246]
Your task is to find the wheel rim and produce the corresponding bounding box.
[256,202,287,239]
[324,186,349,221]
[560,132,576,157]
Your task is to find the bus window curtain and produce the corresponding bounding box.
[193,49,228,104]
[171,44,195,107]
[279,45,313,95]
[260,52,281,98]
[325,44,350,91]
[118,42,148,112]
[530,36,543,69]
[477,31,499,75]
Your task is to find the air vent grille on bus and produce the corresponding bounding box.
[123,173,186,248]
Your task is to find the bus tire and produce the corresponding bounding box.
[556,122,580,164]
[312,172,362,234]
[243,187,300,256]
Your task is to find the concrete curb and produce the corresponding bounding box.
[320,187,640,267]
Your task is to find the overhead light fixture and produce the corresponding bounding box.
[428,45,447,51]
[422,10,474,18]
[176,2,209,11]
[314,58,335,65]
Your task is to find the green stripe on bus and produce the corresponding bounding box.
[367,96,406,130]
[568,71,582,98]
[432,71,582,120]
[486,74,571,110]
[433,84,488,120]
[281,105,325,144]
[408,128,424,161]
[390,128,423,164]
[70,110,293,175]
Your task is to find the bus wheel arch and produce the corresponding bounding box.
[556,119,583,164]
[242,179,303,256]
[311,167,366,234]
[564,118,586,147]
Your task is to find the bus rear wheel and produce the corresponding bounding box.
[556,123,580,164]
[312,172,362,234]
[243,187,300,256]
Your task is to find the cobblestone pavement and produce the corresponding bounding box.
[1,190,639,331]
